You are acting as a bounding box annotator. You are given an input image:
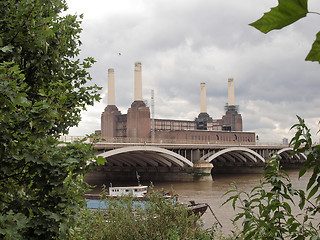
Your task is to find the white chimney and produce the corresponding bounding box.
[228,78,235,106]
[108,68,115,105]
[134,62,143,101]
[200,82,207,113]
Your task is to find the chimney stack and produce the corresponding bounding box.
[200,82,207,113]
[134,62,143,101]
[228,78,235,106]
[108,68,115,105]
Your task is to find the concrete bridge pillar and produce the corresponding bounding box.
[190,149,214,180]
[192,149,201,162]
[192,160,213,180]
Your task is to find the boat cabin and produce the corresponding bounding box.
[109,185,148,197]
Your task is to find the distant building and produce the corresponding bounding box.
[100,62,255,144]
[282,138,289,144]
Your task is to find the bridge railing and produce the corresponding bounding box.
[59,136,91,143]
[59,135,287,146]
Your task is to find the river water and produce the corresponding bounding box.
[150,170,318,234]
[92,169,318,235]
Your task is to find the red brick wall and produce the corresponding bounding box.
[101,105,121,138]
[126,101,151,139]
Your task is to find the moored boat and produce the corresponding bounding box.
[85,185,148,200]
[186,200,209,218]
[109,185,148,197]
[85,185,208,219]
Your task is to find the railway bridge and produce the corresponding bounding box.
[76,137,306,183]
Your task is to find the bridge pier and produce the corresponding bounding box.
[191,149,201,162]
[191,160,214,181]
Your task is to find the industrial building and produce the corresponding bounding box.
[100,62,255,144]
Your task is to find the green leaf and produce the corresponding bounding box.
[305,31,320,63]
[1,45,14,53]
[250,0,308,33]
[307,172,316,190]
[66,157,79,164]
[16,94,30,107]
[307,184,319,200]
[310,235,319,240]
[298,190,306,210]
[283,202,292,213]
[232,195,239,210]
[299,165,308,178]
[96,156,107,166]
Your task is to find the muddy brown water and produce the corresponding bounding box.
[89,170,319,235]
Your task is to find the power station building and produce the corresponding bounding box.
[100,62,255,144]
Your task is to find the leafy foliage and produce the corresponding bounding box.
[0,0,104,239]
[224,158,319,239]
[226,1,320,238]
[69,190,218,240]
[290,116,320,206]
[250,0,308,34]
[250,0,320,63]
[224,117,320,239]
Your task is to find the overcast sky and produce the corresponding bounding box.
[66,0,320,143]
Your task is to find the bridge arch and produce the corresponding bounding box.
[275,148,306,163]
[97,146,193,168]
[205,147,265,164]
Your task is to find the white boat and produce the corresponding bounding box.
[85,186,212,221]
[85,185,148,201]
[108,185,148,198]
[84,173,210,220]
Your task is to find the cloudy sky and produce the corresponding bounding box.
[66,0,320,143]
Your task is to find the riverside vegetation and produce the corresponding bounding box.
[1,0,320,239]
[69,188,220,240]
[1,0,105,239]
[221,1,320,238]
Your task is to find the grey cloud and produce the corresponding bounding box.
[67,0,320,143]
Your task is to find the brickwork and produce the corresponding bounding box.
[155,130,255,144]
[100,102,251,143]
[101,105,121,138]
[126,101,151,138]
[100,63,250,142]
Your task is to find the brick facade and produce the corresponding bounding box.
[100,102,254,144]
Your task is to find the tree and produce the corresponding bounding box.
[224,118,320,239]
[250,0,320,63]
[250,0,320,206]
[0,0,104,239]
[222,1,320,238]
[70,190,216,239]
